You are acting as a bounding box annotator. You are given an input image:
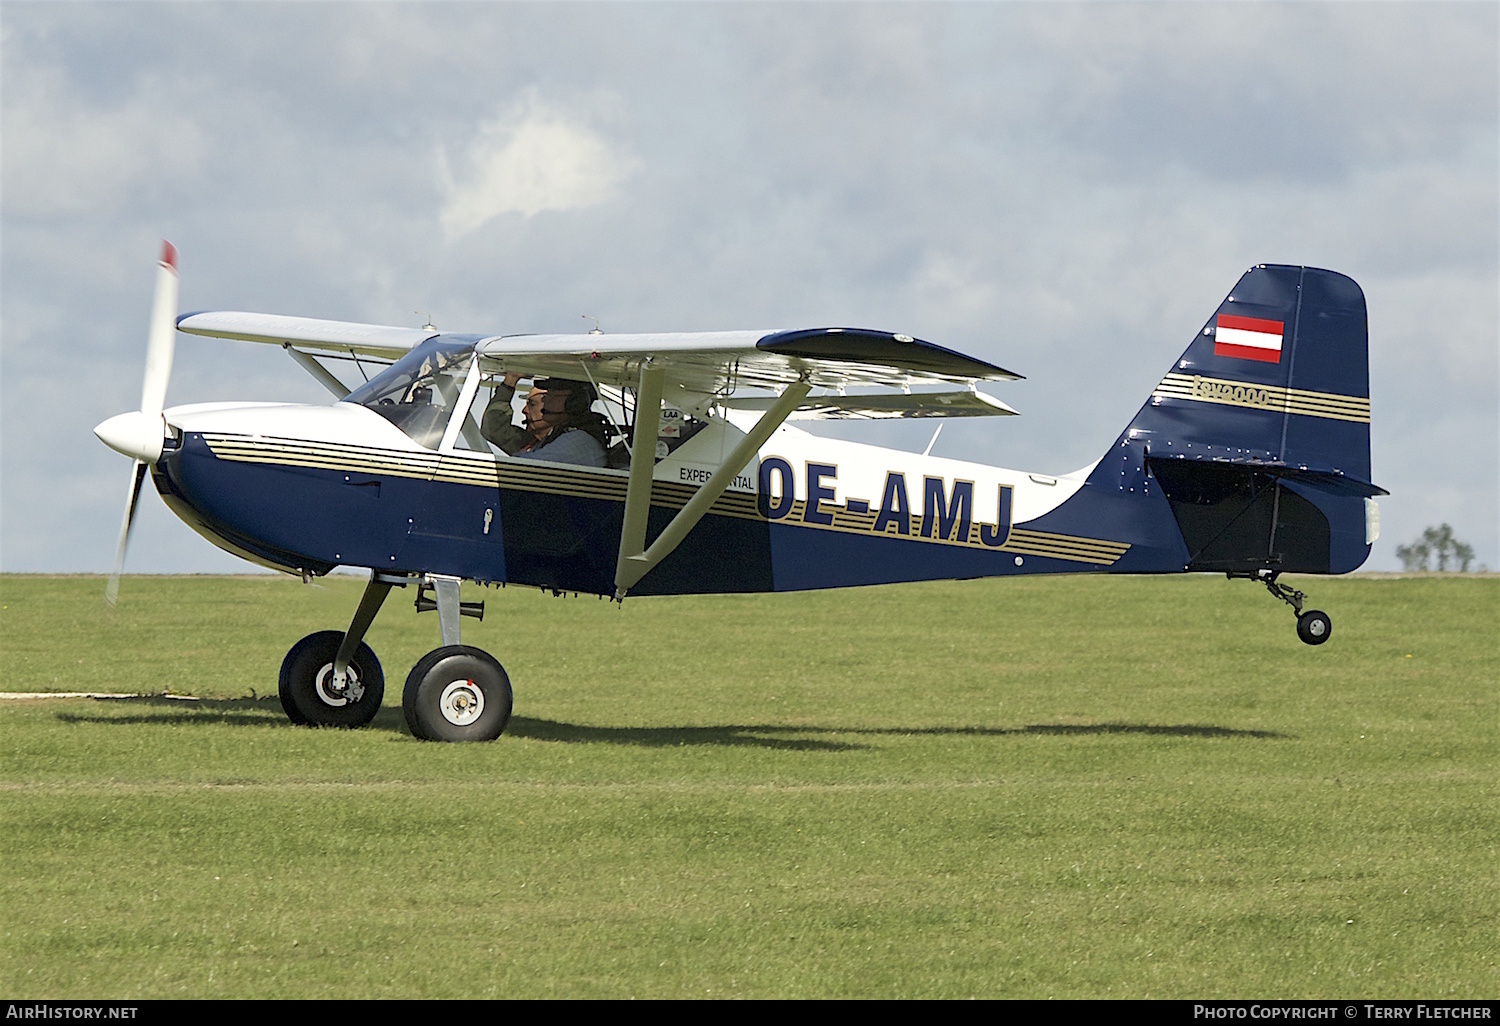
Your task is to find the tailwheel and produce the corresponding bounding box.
[403,646,513,742]
[279,630,385,728]
[1296,609,1333,646]
[1235,571,1335,647]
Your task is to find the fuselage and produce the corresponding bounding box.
[151,399,1191,595]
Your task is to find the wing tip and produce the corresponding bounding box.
[160,240,178,274]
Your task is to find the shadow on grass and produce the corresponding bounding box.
[507,717,1289,748]
[49,695,412,733]
[48,697,1289,746]
[1020,723,1287,739]
[509,718,866,751]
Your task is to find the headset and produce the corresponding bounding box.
[534,378,597,419]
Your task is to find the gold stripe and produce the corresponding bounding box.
[204,437,438,481]
[1152,373,1369,423]
[199,434,1129,566]
[768,502,1127,565]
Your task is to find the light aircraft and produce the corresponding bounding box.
[95,244,1385,741]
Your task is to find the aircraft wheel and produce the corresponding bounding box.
[1296,610,1332,646]
[279,630,385,727]
[403,646,512,742]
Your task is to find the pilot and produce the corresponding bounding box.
[481,373,608,467]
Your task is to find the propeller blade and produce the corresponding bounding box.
[139,241,179,417]
[103,242,178,605]
[105,460,149,607]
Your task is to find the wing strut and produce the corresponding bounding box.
[284,344,351,399]
[613,370,811,600]
[615,362,667,588]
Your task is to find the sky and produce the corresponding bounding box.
[2,2,1496,575]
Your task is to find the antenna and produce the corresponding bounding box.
[582,315,603,335]
[417,311,436,332]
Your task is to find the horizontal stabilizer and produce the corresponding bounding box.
[1148,454,1388,497]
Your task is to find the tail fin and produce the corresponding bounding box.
[1119,264,1383,574]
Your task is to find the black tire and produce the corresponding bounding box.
[278,630,385,727]
[278,664,310,725]
[402,646,512,742]
[1296,609,1333,646]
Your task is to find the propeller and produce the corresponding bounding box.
[96,241,179,605]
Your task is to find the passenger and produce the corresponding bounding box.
[480,373,608,468]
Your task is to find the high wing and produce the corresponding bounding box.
[176,315,1022,391]
[178,312,1023,414]
[476,326,1022,396]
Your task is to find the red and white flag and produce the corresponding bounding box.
[1214,313,1283,363]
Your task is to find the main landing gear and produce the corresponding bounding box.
[277,571,513,740]
[1233,570,1332,646]
[279,630,384,727]
[403,645,512,742]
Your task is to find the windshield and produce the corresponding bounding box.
[343,337,475,448]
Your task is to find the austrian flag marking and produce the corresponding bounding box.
[1214,313,1284,363]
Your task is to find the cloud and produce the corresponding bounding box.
[911,253,998,324]
[439,95,638,240]
[0,65,203,219]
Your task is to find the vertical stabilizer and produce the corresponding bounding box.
[1087,265,1381,575]
[1132,264,1372,481]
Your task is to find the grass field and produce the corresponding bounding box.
[1,572,1495,998]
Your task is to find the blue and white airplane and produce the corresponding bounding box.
[95,244,1384,742]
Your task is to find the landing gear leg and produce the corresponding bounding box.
[403,575,512,742]
[279,571,403,727]
[1247,571,1332,646]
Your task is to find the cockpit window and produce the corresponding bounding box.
[343,337,474,448]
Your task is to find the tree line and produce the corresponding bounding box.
[1395,523,1477,572]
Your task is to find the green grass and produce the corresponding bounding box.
[1,573,1496,997]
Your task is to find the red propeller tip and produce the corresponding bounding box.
[160,240,178,272]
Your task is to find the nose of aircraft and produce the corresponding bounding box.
[94,410,167,464]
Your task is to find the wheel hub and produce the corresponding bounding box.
[314,663,359,707]
[439,679,484,726]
